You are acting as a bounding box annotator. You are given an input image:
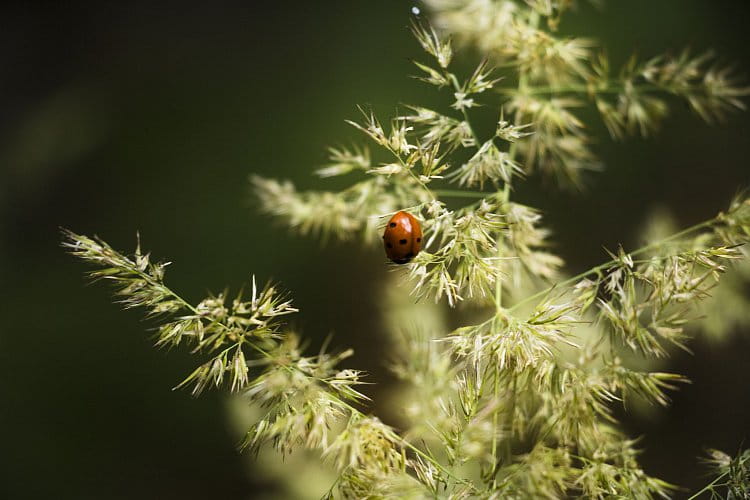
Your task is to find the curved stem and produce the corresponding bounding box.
[434,189,492,199]
[508,218,717,313]
[686,471,729,500]
[495,82,664,96]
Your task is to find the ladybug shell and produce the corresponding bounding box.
[383,211,423,264]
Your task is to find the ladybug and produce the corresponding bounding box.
[383,211,423,264]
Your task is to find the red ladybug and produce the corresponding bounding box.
[383,211,423,264]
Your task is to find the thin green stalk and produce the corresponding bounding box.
[495,82,664,96]
[489,366,500,487]
[493,1,535,461]
[434,189,492,199]
[686,471,729,500]
[493,141,517,484]
[495,246,504,309]
[447,65,512,488]
[431,57,519,492]
[505,376,517,463]
[487,14,529,479]
[508,218,717,313]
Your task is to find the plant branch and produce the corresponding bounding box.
[508,218,717,313]
[434,189,492,199]
[495,82,664,96]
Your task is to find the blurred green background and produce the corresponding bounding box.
[1,1,749,498]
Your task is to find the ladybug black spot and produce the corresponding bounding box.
[386,242,393,248]
[399,239,407,245]
[389,222,397,228]
[416,237,421,242]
